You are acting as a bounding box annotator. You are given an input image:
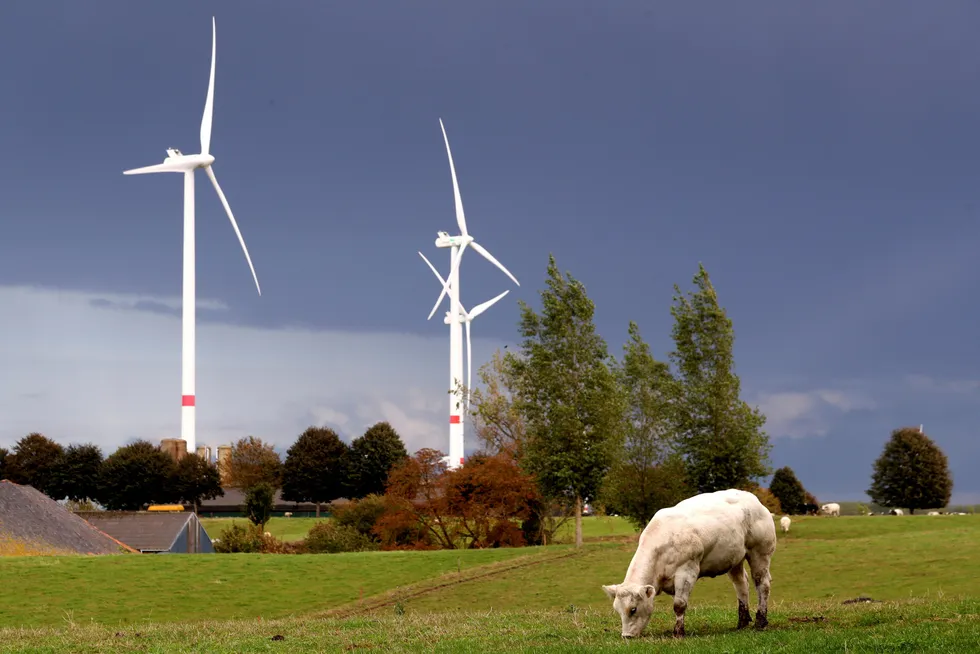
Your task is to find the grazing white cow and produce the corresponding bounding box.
[284,512,293,518]
[602,489,777,639]
[779,515,791,533]
[819,502,840,517]
[927,511,940,516]
[890,508,904,516]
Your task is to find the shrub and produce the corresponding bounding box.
[748,486,783,515]
[244,482,275,529]
[331,494,387,540]
[213,523,263,553]
[304,522,379,554]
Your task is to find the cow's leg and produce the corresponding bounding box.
[671,565,698,638]
[728,562,752,629]
[746,550,773,630]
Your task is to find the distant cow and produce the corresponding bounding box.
[779,516,791,533]
[284,512,293,518]
[927,511,940,516]
[819,503,840,517]
[803,503,819,515]
[889,508,904,516]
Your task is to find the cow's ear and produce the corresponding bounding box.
[602,584,619,599]
[644,585,655,598]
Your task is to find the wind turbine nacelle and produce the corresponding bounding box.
[164,152,215,168]
[435,233,470,248]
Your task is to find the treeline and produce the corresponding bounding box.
[0,420,409,514]
[0,436,222,512]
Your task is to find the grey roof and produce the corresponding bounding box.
[77,512,204,552]
[195,487,331,512]
[0,480,127,555]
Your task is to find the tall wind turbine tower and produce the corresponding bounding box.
[421,119,519,469]
[123,17,261,453]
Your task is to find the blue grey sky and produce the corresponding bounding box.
[2,1,979,504]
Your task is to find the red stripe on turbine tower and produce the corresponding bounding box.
[449,415,461,424]
[182,395,196,407]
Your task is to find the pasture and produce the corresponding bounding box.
[0,515,977,652]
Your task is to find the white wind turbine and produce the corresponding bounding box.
[421,118,520,470]
[123,17,260,454]
[419,252,509,411]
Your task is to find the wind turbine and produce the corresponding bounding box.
[419,252,509,411]
[420,118,520,470]
[123,17,260,454]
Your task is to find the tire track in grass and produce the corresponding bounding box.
[324,546,596,619]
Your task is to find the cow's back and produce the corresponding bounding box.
[650,490,773,576]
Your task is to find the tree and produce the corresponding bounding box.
[281,426,350,516]
[510,255,625,548]
[669,264,772,493]
[346,422,408,499]
[4,433,65,497]
[867,426,953,514]
[603,322,689,531]
[375,448,540,549]
[175,453,224,514]
[465,350,566,546]
[49,443,103,502]
[468,350,527,458]
[769,467,808,515]
[0,447,9,480]
[98,440,179,510]
[244,482,276,530]
[226,436,283,491]
[376,448,452,549]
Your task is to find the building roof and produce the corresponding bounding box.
[0,480,132,555]
[195,487,335,512]
[77,512,203,553]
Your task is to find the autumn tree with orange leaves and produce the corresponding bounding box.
[374,448,540,550]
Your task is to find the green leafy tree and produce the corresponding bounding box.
[98,440,179,510]
[346,422,408,499]
[282,426,350,515]
[226,436,283,491]
[769,466,807,515]
[867,426,953,514]
[5,433,65,497]
[175,453,224,514]
[669,264,772,492]
[244,482,276,530]
[602,322,689,530]
[0,447,9,480]
[49,443,104,502]
[511,255,625,548]
[468,350,527,458]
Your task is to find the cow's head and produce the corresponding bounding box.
[602,583,657,638]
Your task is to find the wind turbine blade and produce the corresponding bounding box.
[466,319,472,411]
[439,118,468,236]
[470,241,519,287]
[419,252,448,289]
[205,165,261,295]
[426,243,467,320]
[123,162,182,175]
[200,17,216,155]
[468,290,509,319]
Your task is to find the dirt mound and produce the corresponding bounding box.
[0,480,131,555]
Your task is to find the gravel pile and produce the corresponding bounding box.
[0,480,129,555]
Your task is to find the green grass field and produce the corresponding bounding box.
[1,515,977,652]
[199,516,328,542]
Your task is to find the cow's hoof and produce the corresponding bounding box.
[754,613,769,631]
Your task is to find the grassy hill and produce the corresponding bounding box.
[0,515,977,652]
